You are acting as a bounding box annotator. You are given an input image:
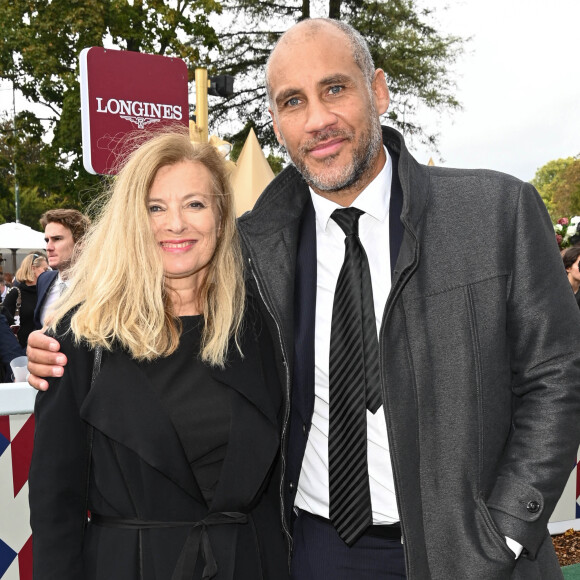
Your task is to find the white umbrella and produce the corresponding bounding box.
[0,222,46,272]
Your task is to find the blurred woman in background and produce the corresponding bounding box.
[563,246,580,308]
[2,253,49,347]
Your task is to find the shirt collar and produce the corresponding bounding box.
[56,272,69,286]
[309,146,392,232]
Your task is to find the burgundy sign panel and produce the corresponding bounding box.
[80,47,189,175]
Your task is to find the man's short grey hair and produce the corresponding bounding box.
[265,18,376,108]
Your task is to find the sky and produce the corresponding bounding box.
[1,0,579,183]
[403,0,580,181]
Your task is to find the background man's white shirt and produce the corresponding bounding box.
[40,273,68,326]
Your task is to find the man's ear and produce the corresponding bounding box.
[372,69,390,116]
[269,108,286,147]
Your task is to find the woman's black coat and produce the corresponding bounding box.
[29,306,289,580]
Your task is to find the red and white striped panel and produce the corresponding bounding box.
[0,414,33,580]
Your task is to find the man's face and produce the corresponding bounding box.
[44,222,75,271]
[267,24,389,202]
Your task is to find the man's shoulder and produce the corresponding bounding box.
[426,165,530,201]
[238,164,310,236]
[37,270,58,289]
[427,164,523,183]
[36,271,59,306]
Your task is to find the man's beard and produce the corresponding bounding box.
[289,110,383,194]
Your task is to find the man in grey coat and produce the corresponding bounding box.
[28,17,580,580]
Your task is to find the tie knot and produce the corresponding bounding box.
[331,207,364,237]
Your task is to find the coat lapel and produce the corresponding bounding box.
[239,166,312,365]
[208,318,281,511]
[209,329,278,428]
[292,197,317,423]
[383,127,430,292]
[79,349,203,502]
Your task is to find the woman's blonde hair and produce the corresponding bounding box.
[16,253,47,285]
[49,128,245,367]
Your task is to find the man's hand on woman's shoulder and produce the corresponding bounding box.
[27,330,67,391]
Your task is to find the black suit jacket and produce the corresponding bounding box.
[33,269,58,329]
[29,302,289,580]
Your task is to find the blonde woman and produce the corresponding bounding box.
[28,131,288,580]
[2,253,48,347]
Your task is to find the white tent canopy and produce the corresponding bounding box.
[229,128,275,216]
[0,222,45,249]
[0,222,46,273]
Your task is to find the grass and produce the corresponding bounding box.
[563,563,580,580]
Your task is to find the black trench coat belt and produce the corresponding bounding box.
[91,511,248,580]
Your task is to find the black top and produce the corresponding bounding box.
[144,316,230,505]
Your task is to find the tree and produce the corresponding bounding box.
[0,113,69,227]
[551,160,580,218]
[0,0,464,225]
[531,157,578,219]
[0,0,222,219]
[212,0,464,149]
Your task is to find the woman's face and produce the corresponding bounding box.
[567,255,580,284]
[32,260,49,282]
[148,160,220,290]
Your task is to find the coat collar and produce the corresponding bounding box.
[382,126,430,291]
[238,167,310,360]
[79,319,280,509]
[80,349,203,500]
[238,126,431,337]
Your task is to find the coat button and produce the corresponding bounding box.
[302,423,307,435]
[289,481,295,491]
[527,500,540,513]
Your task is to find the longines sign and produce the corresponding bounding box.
[80,47,189,175]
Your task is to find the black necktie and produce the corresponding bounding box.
[328,207,382,546]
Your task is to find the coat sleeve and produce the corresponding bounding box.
[486,182,580,558]
[28,326,93,579]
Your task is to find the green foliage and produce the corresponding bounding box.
[266,154,284,175]
[346,0,462,145]
[0,0,222,226]
[553,160,580,218]
[531,157,578,219]
[0,0,465,220]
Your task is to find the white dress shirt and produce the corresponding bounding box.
[40,273,68,326]
[294,147,400,524]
